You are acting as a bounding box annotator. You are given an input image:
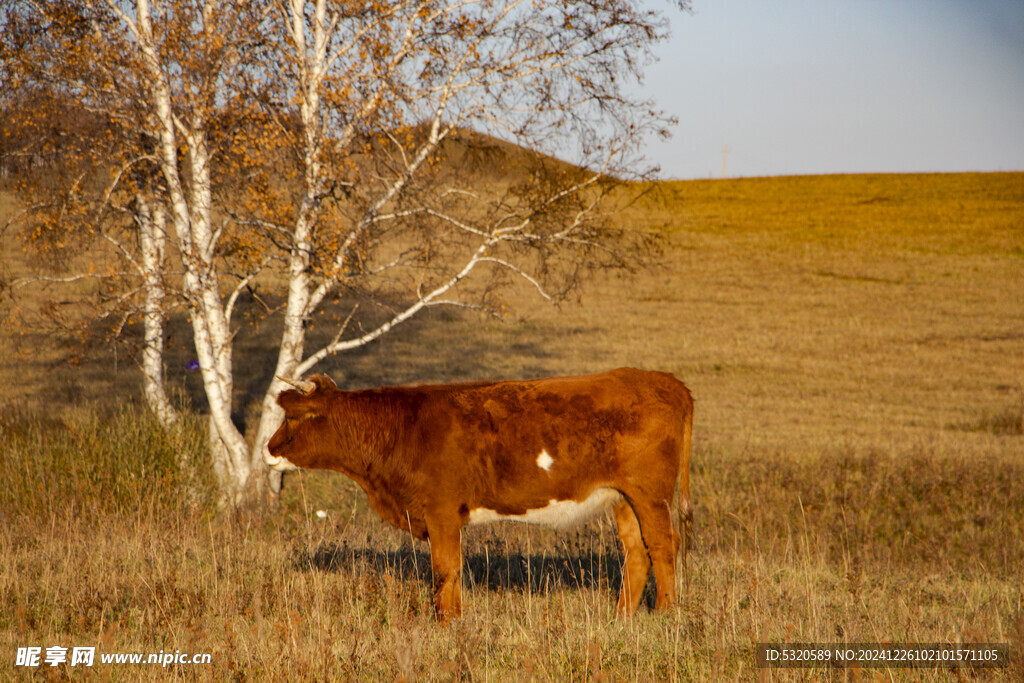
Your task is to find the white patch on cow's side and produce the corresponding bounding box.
[263,446,299,472]
[536,449,554,472]
[467,488,622,529]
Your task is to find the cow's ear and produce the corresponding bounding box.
[277,390,324,419]
[309,374,338,392]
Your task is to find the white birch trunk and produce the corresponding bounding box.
[252,257,313,495]
[133,0,256,505]
[185,137,257,504]
[249,0,325,496]
[136,193,179,429]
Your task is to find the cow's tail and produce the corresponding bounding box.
[677,393,694,593]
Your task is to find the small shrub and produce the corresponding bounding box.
[0,405,215,521]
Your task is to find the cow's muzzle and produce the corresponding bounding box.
[263,446,298,472]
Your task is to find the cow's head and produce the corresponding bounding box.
[264,374,339,472]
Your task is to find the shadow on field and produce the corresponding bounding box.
[2,286,564,424]
[141,296,546,430]
[293,541,642,604]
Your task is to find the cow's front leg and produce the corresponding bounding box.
[425,516,463,622]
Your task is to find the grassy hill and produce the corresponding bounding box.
[2,172,1023,679]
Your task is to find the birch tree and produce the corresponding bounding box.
[2,0,683,505]
[0,50,181,427]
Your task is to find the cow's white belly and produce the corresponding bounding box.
[467,487,622,529]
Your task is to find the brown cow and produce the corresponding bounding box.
[265,367,694,622]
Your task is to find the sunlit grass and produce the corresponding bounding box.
[1,417,1020,679]
[619,172,1024,256]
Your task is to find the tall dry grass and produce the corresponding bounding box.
[1,412,1020,680]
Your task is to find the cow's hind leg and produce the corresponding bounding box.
[425,517,463,623]
[629,498,679,612]
[614,501,651,618]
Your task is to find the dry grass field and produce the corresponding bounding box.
[1,172,1023,680]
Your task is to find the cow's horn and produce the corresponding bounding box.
[276,375,315,393]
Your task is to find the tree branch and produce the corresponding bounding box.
[224,256,272,327]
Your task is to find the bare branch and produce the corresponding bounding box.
[98,155,159,219]
[373,207,491,239]
[476,257,552,301]
[0,203,48,239]
[297,236,497,374]
[98,230,143,276]
[224,256,272,326]
[10,271,135,290]
[366,249,419,276]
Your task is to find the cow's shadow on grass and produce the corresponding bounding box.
[292,541,658,609]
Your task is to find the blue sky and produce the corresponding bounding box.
[639,0,1024,179]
